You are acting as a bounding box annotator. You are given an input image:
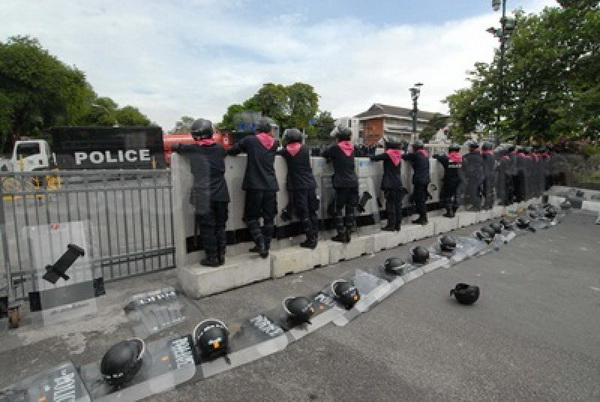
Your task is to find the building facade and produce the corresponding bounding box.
[353,103,444,145]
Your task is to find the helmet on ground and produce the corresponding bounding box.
[411,246,429,264]
[516,217,530,229]
[379,136,401,149]
[194,319,229,360]
[528,210,541,219]
[544,205,558,218]
[100,338,145,387]
[190,118,214,140]
[450,283,480,305]
[283,128,303,144]
[499,218,514,229]
[475,230,493,243]
[283,296,315,324]
[438,235,457,252]
[481,225,496,239]
[383,257,412,276]
[560,200,571,210]
[331,279,360,309]
[412,139,424,150]
[489,222,503,234]
[448,143,461,153]
[527,204,538,211]
[330,125,352,141]
[255,117,273,134]
[482,141,493,151]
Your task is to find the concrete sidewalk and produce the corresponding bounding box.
[1,210,599,401]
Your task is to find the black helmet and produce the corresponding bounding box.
[100,338,145,387]
[481,225,496,238]
[411,246,429,264]
[475,230,493,243]
[489,222,503,234]
[330,125,352,141]
[255,117,273,133]
[190,118,214,140]
[379,136,401,149]
[468,140,479,149]
[544,206,558,218]
[283,296,315,324]
[516,217,530,229]
[450,283,480,305]
[383,257,411,275]
[438,235,457,252]
[331,279,360,310]
[527,204,538,211]
[528,210,541,219]
[500,217,514,229]
[193,319,230,360]
[448,143,460,153]
[481,141,493,151]
[560,200,571,210]
[412,139,424,150]
[283,128,303,144]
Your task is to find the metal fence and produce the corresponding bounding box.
[1,169,174,302]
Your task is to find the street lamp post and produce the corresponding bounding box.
[409,82,423,141]
[489,0,515,146]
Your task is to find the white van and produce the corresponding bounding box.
[5,140,55,172]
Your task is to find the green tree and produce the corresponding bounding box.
[219,82,321,132]
[309,110,336,139]
[0,35,95,151]
[170,116,195,133]
[444,2,599,145]
[116,106,151,126]
[420,113,451,142]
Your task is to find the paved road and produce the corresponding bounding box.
[1,210,599,401]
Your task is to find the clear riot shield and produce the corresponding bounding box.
[79,334,196,402]
[332,269,394,327]
[451,235,489,262]
[124,287,185,338]
[195,312,289,379]
[319,172,336,241]
[528,216,551,232]
[26,221,104,326]
[0,361,90,402]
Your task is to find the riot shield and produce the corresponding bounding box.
[195,312,289,379]
[0,361,90,402]
[452,235,489,261]
[124,287,185,338]
[26,221,104,326]
[332,269,393,327]
[79,334,196,401]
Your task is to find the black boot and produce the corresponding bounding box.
[300,235,318,249]
[201,255,221,267]
[382,210,396,231]
[412,214,428,225]
[443,209,454,218]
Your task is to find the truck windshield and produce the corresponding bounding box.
[16,143,40,158]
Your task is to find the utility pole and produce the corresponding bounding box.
[409,82,423,142]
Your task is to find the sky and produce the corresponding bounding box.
[0,0,558,131]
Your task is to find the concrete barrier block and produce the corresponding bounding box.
[398,223,434,243]
[476,210,494,222]
[492,206,506,218]
[178,253,272,299]
[458,211,478,227]
[372,231,404,252]
[431,215,459,235]
[582,200,600,212]
[328,235,374,264]
[271,243,330,278]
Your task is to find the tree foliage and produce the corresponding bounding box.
[445,2,599,145]
[219,82,322,133]
[0,35,152,153]
[170,116,195,133]
[420,113,451,142]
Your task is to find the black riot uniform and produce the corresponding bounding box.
[370,138,404,231]
[227,118,279,258]
[495,147,510,205]
[481,142,496,210]
[433,144,463,218]
[173,119,229,267]
[322,126,358,243]
[402,140,430,225]
[462,142,484,211]
[507,146,518,203]
[278,129,319,249]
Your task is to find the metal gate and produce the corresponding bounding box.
[1,169,174,302]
